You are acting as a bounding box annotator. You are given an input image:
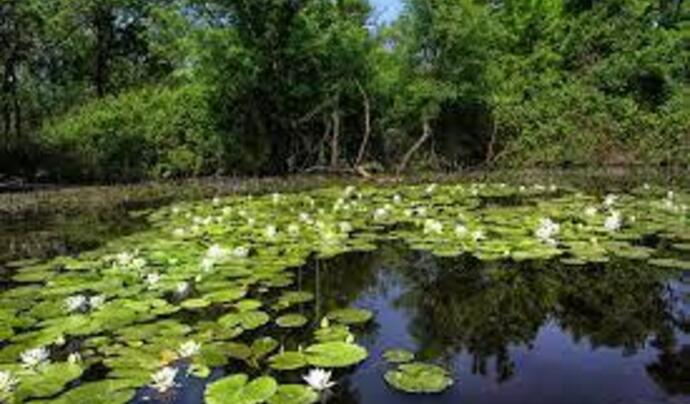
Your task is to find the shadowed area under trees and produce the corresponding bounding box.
[1,0,689,182]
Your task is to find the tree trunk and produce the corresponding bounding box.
[330,96,341,170]
[355,81,371,167]
[397,118,432,175]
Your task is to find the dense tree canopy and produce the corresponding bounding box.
[1,0,689,181]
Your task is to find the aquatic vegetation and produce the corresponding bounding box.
[0,370,18,396]
[150,367,178,393]
[384,363,454,394]
[205,374,278,404]
[2,182,690,402]
[302,368,336,391]
[383,349,415,364]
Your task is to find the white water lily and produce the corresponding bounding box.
[603,194,618,208]
[299,212,312,223]
[423,219,443,235]
[146,273,161,287]
[67,352,82,364]
[116,251,135,266]
[604,211,623,232]
[172,228,185,238]
[472,230,486,242]
[178,340,201,358]
[232,246,250,258]
[206,244,229,261]
[212,197,221,206]
[288,223,300,236]
[373,207,389,220]
[222,206,233,216]
[0,371,18,395]
[200,257,215,273]
[393,194,402,204]
[303,368,336,392]
[265,225,278,239]
[150,367,178,393]
[425,184,437,194]
[455,224,468,236]
[21,347,50,369]
[535,218,560,245]
[416,206,428,217]
[65,295,88,312]
[338,222,353,234]
[176,282,190,296]
[344,186,356,197]
[272,193,282,204]
[89,295,106,310]
[584,207,598,217]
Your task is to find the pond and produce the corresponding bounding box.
[1,182,690,403]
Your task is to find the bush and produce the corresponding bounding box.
[40,84,231,181]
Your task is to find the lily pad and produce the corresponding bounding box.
[326,308,373,325]
[268,351,309,371]
[276,314,308,328]
[268,384,318,404]
[384,362,453,394]
[205,374,278,404]
[305,342,368,368]
[383,349,415,364]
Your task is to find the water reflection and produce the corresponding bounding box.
[308,243,690,403]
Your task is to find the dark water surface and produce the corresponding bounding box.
[297,244,690,404]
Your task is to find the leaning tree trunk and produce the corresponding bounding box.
[355,81,371,167]
[397,118,432,176]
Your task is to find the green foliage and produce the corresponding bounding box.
[40,84,228,181]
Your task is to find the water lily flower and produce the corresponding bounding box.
[303,368,336,392]
[116,251,135,266]
[472,230,486,242]
[146,273,161,287]
[643,183,651,190]
[222,206,232,216]
[272,193,282,204]
[344,186,356,197]
[68,352,82,364]
[0,371,18,395]
[171,207,181,215]
[425,184,437,194]
[89,295,106,310]
[604,211,623,232]
[603,194,618,208]
[173,228,185,238]
[200,257,215,273]
[206,244,229,260]
[55,335,66,346]
[178,340,201,358]
[373,208,389,220]
[65,295,88,313]
[176,282,190,296]
[584,207,598,217]
[535,218,560,245]
[21,347,50,369]
[150,367,178,393]
[416,206,427,217]
[339,222,353,234]
[455,224,468,236]
[299,212,312,223]
[265,225,278,239]
[423,219,443,235]
[232,246,250,258]
[288,223,300,236]
[212,197,221,206]
[393,194,402,204]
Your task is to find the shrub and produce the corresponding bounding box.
[40,84,231,181]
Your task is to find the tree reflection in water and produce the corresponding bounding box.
[308,242,690,398]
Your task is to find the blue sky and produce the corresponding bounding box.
[371,0,403,23]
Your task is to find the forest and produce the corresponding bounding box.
[1,0,689,182]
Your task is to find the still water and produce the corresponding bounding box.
[298,243,690,404]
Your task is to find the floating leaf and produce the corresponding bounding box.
[268,351,309,371]
[384,363,453,394]
[326,308,373,325]
[268,384,318,404]
[305,342,368,368]
[205,374,278,404]
[383,349,415,364]
[276,314,308,328]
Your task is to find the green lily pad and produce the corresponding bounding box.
[326,308,373,325]
[205,374,278,404]
[305,342,368,368]
[383,349,415,364]
[268,351,309,371]
[649,258,690,270]
[384,362,453,394]
[16,362,84,400]
[268,384,318,404]
[276,314,308,328]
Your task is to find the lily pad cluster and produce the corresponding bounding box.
[0,183,689,402]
